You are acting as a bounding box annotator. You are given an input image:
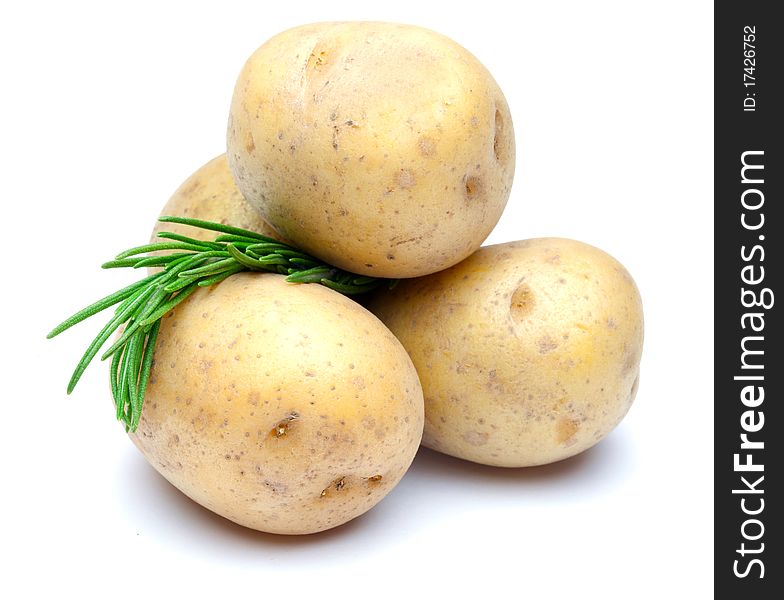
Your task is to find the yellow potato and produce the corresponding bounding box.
[131,273,424,534]
[367,238,643,467]
[149,154,285,244]
[227,22,515,278]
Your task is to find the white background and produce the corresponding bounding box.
[2,1,713,598]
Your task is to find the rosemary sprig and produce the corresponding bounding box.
[48,217,391,432]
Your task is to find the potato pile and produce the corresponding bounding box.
[134,22,643,535]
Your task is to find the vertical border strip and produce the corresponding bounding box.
[715,4,782,596]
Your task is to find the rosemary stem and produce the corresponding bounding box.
[51,216,393,431]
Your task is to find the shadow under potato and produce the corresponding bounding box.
[115,427,634,548]
[115,448,375,549]
[410,437,618,484]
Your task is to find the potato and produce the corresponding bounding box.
[227,22,515,278]
[367,238,643,467]
[130,273,424,534]
[149,154,285,244]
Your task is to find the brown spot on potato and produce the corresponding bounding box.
[270,411,300,438]
[264,479,287,494]
[418,135,436,156]
[463,430,489,446]
[191,411,212,434]
[493,107,511,164]
[245,132,255,154]
[391,235,423,247]
[556,418,580,445]
[537,335,559,354]
[510,284,534,322]
[307,48,329,71]
[396,169,416,189]
[320,476,347,497]
[622,348,640,374]
[463,175,483,201]
[332,126,340,150]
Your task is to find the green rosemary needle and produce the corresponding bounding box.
[48,216,392,432]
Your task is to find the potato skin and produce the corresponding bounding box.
[228,22,515,278]
[130,274,424,534]
[367,239,643,467]
[149,154,285,244]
